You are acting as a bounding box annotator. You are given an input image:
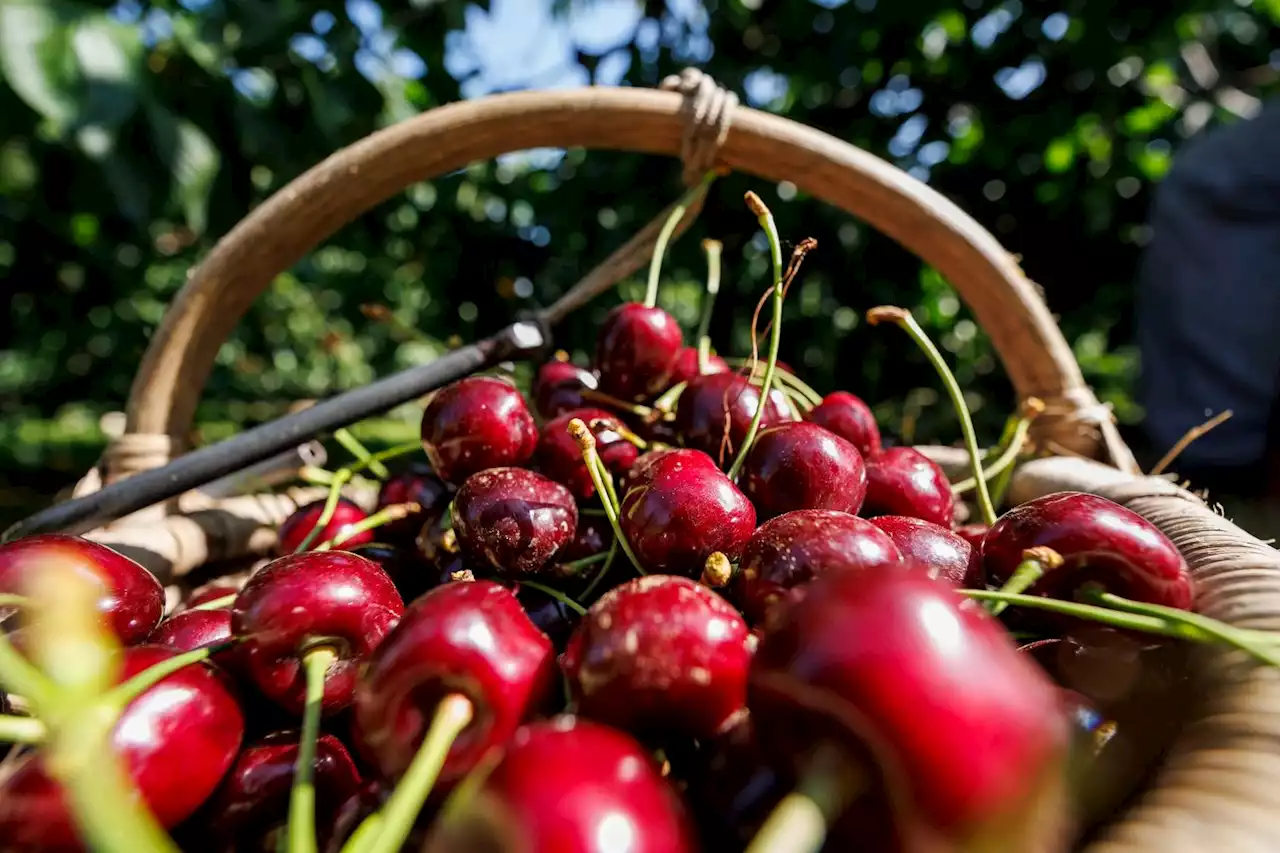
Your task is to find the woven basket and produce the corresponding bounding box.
[65,81,1280,851]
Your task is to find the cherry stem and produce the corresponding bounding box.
[559,551,611,573]
[579,540,619,602]
[299,466,336,486]
[568,418,646,576]
[986,555,1050,617]
[191,593,236,611]
[0,593,33,610]
[730,359,824,408]
[950,399,1043,496]
[315,502,423,551]
[333,429,390,479]
[293,468,354,553]
[581,389,663,421]
[517,581,588,616]
[103,642,233,711]
[727,193,786,481]
[355,441,425,475]
[0,713,45,743]
[0,633,55,709]
[287,645,338,853]
[644,170,718,309]
[744,754,860,853]
[1150,409,1234,476]
[589,418,648,451]
[652,381,688,414]
[867,305,996,527]
[360,694,474,853]
[697,239,723,375]
[436,746,503,826]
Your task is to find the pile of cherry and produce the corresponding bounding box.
[0,191,1272,853]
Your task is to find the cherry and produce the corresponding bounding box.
[861,446,956,528]
[562,575,751,739]
[375,461,452,543]
[739,421,867,519]
[673,371,793,462]
[805,391,881,458]
[514,582,580,651]
[559,513,612,564]
[619,447,719,495]
[277,497,373,554]
[0,645,244,849]
[232,551,404,714]
[420,376,538,485]
[453,467,578,578]
[869,515,981,588]
[618,448,756,576]
[749,567,1068,850]
[668,346,729,386]
[352,580,555,786]
[536,408,639,500]
[184,580,242,611]
[0,534,163,646]
[954,522,989,553]
[734,510,902,624]
[595,303,684,402]
[196,731,361,853]
[533,359,601,421]
[983,491,1194,609]
[346,541,450,604]
[150,608,245,677]
[425,716,696,853]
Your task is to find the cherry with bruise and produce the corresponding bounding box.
[595,303,684,402]
[375,462,452,543]
[277,497,373,554]
[805,391,882,458]
[453,467,578,579]
[536,408,639,500]
[673,371,793,462]
[869,515,981,588]
[739,422,867,519]
[420,376,538,485]
[861,446,956,528]
[533,359,601,421]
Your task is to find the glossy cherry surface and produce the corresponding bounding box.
[453,467,578,578]
[232,551,404,714]
[734,510,902,624]
[750,567,1068,846]
[618,449,755,576]
[536,408,639,500]
[673,371,793,462]
[533,360,600,421]
[619,447,719,496]
[562,575,751,739]
[353,580,555,786]
[805,391,882,458]
[870,515,981,588]
[0,645,244,850]
[0,533,163,645]
[150,608,245,677]
[420,376,538,485]
[668,346,729,386]
[954,523,989,553]
[375,461,452,543]
[983,491,1194,609]
[594,303,684,402]
[739,421,866,519]
[862,446,956,528]
[277,497,373,554]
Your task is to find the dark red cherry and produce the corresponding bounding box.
[869,515,981,588]
[0,533,163,645]
[559,514,612,564]
[983,491,1193,609]
[427,716,696,853]
[595,303,684,402]
[353,580,555,786]
[673,371,793,463]
[734,510,902,624]
[533,358,600,421]
[453,467,578,579]
[861,446,956,528]
[232,551,404,714]
[184,581,241,611]
[325,781,388,853]
[668,346,730,386]
[750,567,1068,848]
[375,462,452,543]
[277,497,373,554]
[806,391,881,457]
[347,541,449,604]
[619,449,755,576]
[619,447,719,496]
[562,575,751,739]
[150,608,245,677]
[0,645,244,850]
[514,582,580,651]
[420,376,538,485]
[739,422,867,519]
[536,408,639,500]
[198,731,360,853]
[954,523,989,553]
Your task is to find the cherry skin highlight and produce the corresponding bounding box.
[673,371,793,463]
[533,359,601,420]
[739,421,867,519]
[806,391,882,458]
[595,303,684,402]
[453,467,578,579]
[870,515,981,588]
[277,497,373,554]
[536,408,639,500]
[862,445,956,528]
[420,376,538,485]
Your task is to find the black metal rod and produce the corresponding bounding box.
[3,321,548,542]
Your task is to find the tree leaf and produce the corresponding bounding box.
[146,102,220,234]
[0,0,80,131]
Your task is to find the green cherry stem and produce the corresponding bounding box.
[730,359,824,408]
[287,645,339,853]
[293,468,353,554]
[951,398,1044,496]
[644,170,719,309]
[962,590,1206,641]
[579,540,619,602]
[744,751,863,853]
[696,239,723,375]
[315,502,423,551]
[0,713,46,744]
[581,389,665,421]
[0,633,56,709]
[867,305,997,527]
[191,593,236,611]
[558,551,611,574]
[652,381,688,415]
[299,466,336,487]
[986,548,1059,617]
[333,429,390,479]
[568,418,645,576]
[518,581,588,616]
[356,441,425,475]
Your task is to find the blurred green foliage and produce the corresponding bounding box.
[2,0,1279,502]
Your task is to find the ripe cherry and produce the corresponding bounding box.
[232,551,404,714]
[533,358,601,420]
[453,467,578,579]
[150,608,245,678]
[861,446,956,528]
[184,580,241,611]
[954,523,989,553]
[668,346,729,386]
[277,497,373,554]
[420,376,538,485]
[739,421,866,519]
[0,534,163,645]
[805,391,881,458]
[536,408,639,500]
[353,580,555,786]
[595,303,684,402]
[869,515,981,588]
[375,462,452,543]
[562,575,751,740]
[734,510,902,624]
[619,449,755,576]
[673,371,793,462]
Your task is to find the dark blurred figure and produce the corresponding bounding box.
[1136,100,1280,536]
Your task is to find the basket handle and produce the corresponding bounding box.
[109,86,1136,481]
